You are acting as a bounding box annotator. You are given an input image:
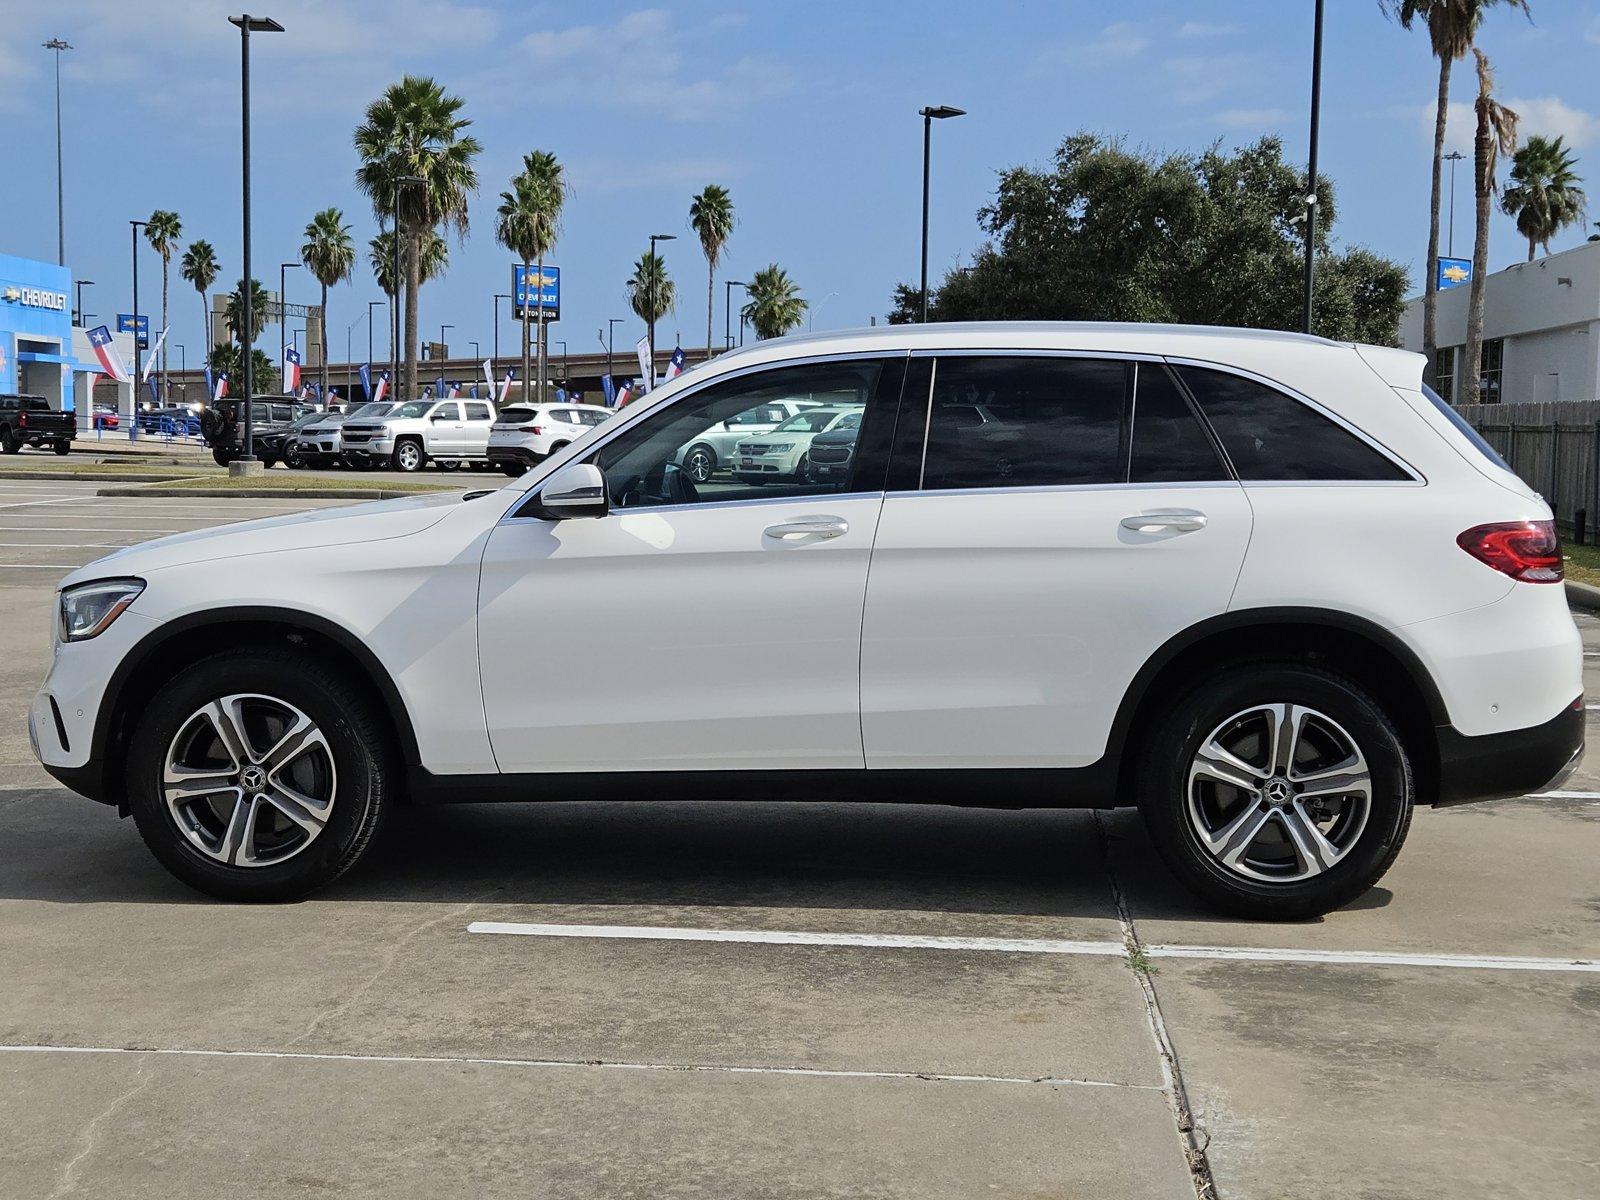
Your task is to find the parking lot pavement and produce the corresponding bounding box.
[1,488,1597,1198]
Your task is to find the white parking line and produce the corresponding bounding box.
[466,921,1600,974]
[0,1043,1147,1089]
[0,542,121,548]
[1527,790,1600,800]
[0,527,184,533]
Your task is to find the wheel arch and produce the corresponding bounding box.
[92,607,422,810]
[1107,607,1447,807]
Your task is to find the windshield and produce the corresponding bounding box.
[347,402,394,420]
[773,410,845,433]
[392,401,432,419]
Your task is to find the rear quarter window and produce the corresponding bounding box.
[1176,366,1411,482]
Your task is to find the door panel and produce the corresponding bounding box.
[479,495,884,772]
[861,484,1252,768]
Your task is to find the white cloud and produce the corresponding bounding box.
[1415,95,1600,152]
[1214,108,1293,128]
[569,156,744,194]
[1042,21,1148,65]
[1165,54,1256,104]
[1177,21,1237,39]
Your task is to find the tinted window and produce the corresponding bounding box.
[596,361,885,507]
[727,404,790,427]
[1177,367,1410,482]
[465,403,493,421]
[432,402,462,421]
[497,406,536,424]
[575,410,610,426]
[22,398,52,412]
[1129,364,1227,483]
[1420,383,1510,470]
[922,357,1128,490]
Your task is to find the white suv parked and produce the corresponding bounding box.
[340,398,498,472]
[487,402,612,476]
[31,323,1583,916]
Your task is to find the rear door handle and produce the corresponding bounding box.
[1120,509,1208,534]
[764,516,849,541]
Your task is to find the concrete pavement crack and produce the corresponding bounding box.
[44,1064,152,1199]
[1093,811,1218,1200]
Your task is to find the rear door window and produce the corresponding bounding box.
[465,403,494,421]
[1176,366,1411,482]
[432,402,462,421]
[921,357,1129,490]
[1129,364,1228,483]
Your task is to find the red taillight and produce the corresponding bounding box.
[1456,520,1563,583]
[18,413,26,427]
[519,424,543,434]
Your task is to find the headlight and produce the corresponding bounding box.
[59,578,145,643]
[765,443,793,453]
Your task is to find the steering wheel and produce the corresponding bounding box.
[635,459,699,507]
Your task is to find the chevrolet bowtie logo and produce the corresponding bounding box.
[2,287,20,303]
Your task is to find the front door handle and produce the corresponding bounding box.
[1120,509,1208,534]
[764,516,849,541]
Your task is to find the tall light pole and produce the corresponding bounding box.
[43,39,71,266]
[918,105,965,323]
[554,339,567,385]
[1302,0,1324,335]
[809,291,839,332]
[605,317,623,382]
[647,232,675,387]
[279,260,299,391]
[73,280,93,327]
[439,323,452,358]
[367,300,384,378]
[1444,149,1466,258]
[345,312,366,401]
[469,340,480,365]
[493,292,511,378]
[724,280,746,349]
[228,14,284,467]
[392,173,424,399]
[130,220,147,412]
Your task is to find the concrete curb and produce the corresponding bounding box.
[1564,579,1600,612]
[0,470,200,482]
[94,486,450,500]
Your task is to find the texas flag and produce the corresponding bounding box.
[665,345,686,380]
[614,379,634,408]
[447,382,461,399]
[497,368,516,405]
[372,370,390,403]
[283,345,302,394]
[213,373,229,403]
[86,325,132,383]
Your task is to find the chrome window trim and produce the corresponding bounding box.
[885,479,1246,501]
[500,349,907,524]
[1161,355,1426,484]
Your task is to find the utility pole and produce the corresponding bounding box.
[1302,0,1325,335]
[43,39,71,266]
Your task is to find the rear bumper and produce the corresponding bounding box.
[1435,696,1586,806]
[488,446,542,466]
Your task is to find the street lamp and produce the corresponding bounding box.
[130,220,147,412]
[493,292,511,378]
[279,260,300,388]
[228,13,285,466]
[1444,150,1466,258]
[647,232,675,387]
[918,104,965,323]
[469,340,480,366]
[1302,0,1324,335]
[809,291,839,332]
[42,39,71,266]
[554,339,567,385]
[723,280,746,350]
[392,173,425,398]
[604,317,624,382]
[440,323,453,358]
[73,280,93,327]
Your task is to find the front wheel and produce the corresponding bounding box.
[391,439,425,473]
[1136,664,1413,921]
[126,649,394,901]
[683,443,717,483]
[285,443,306,469]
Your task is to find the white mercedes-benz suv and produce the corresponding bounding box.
[30,323,1583,917]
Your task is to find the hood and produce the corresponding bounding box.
[61,490,471,585]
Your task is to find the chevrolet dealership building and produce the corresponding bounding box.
[0,253,79,411]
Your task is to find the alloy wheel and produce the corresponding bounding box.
[685,446,715,483]
[162,693,337,868]
[1185,703,1371,883]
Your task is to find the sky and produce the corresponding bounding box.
[2,0,1599,368]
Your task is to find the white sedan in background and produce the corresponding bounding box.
[675,399,823,483]
[731,407,863,483]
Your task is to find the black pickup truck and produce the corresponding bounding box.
[0,395,74,456]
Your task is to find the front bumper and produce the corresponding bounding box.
[1435,696,1586,806]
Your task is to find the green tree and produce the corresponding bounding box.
[207,343,278,394]
[896,134,1408,346]
[180,239,220,360]
[145,210,182,402]
[1501,134,1586,260]
[689,184,736,357]
[1466,50,1519,403]
[742,264,807,339]
[369,229,447,301]
[496,150,567,403]
[1381,0,1532,385]
[627,251,676,377]
[354,75,481,399]
[300,208,356,399]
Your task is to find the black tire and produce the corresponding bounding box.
[498,462,526,477]
[53,441,71,456]
[734,474,767,486]
[212,448,233,468]
[1,428,19,454]
[683,442,717,483]
[437,459,460,472]
[1136,663,1413,921]
[126,648,393,902]
[391,438,425,472]
[260,454,279,470]
[285,443,306,469]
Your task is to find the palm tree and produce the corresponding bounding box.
[1465,49,1518,405]
[208,343,278,393]
[354,75,481,398]
[742,264,807,340]
[224,278,271,352]
[1501,134,1586,260]
[180,239,220,363]
[301,208,356,399]
[496,150,567,403]
[1381,0,1531,386]
[689,185,736,357]
[627,252,676,381]
[145,210,182,402]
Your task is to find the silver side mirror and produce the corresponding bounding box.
[535,462,609,519]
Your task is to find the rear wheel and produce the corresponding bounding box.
[53,441,71,456]
[126,649,393,901]
[499,462,526,477]
[212,449,233,468]
[1136,664,1413,920]
[285,442,306,469]
[392,438,425,472]
[437,459,460,472]
[2,429,20,454]
[683,443,716,483]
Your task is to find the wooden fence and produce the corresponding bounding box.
[1457,400,1600,543]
